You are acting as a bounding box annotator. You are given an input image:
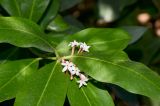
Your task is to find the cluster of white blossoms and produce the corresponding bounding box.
[61,60,88,88]
[68,40,90,52]
[61,40,90,88]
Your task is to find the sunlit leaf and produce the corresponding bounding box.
[57,28,131,56]
[71,53,160,100]
[15,62,69,106]
[67,80,114,106]
[0,59,39,102]
[0,17,55,52]
[47,15,69,32]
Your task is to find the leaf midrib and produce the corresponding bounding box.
[72,56,160,91]
[36,62,58,106]
[29,0,36,20]
[74,78,92,106]
[0,28,55,52]
[13,0,21,16]
[0,59,39,91]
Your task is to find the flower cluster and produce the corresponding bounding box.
[68,40,90,52]
[61,40,90,88]
[61,60,88,88]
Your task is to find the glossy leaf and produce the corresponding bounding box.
[67,79,114,106]
[71,53,160,100]
[64,15,85,34]
[15,62,69,106]
[47,15,69,32]
[57,28,131,55]
[0,58,39,102]
[0,17,55,52]
[40,0,60,29]
[1,0,50,22]
[121,26,147,44]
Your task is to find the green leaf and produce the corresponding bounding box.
[70,53,160,100]
[47,15,69,32]
[46,32,68,45]
[40,0,60,29]
[60,0,82,11]
[0,58,39,102]
[1,0,50,22]
[57,28,131,55]
[121,26,147,44]
[64,15,85,34]
[67,79,114,106]
[15,62,69,106]
[0,17,55,52]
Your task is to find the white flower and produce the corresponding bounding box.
[80,42,90,52]
[77,74,89,88]
[68,40,79,47]
[61,60,74,72]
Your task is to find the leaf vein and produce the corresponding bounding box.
[0,28,55,52]
[0,58,39,91]
[72,56,160,91]
[36,62,58,106]
[29,0,36,20]
[13,0,21,16]
[74,78,92,106]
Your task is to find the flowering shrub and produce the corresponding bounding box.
[0,0,160,106]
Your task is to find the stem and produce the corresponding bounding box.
[37,57,43,60]
[45,57,57,60]
[63,56,73,60]
[78,48,82,54]
[71,46,75,56]
[70,74,73,80]
[55,50,60,58]
[80,50,83,54]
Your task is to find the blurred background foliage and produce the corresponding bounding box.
[0,0,160,106]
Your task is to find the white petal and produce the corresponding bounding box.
[68,40,79,47]
[68,43,71,46]
[68,66,74,72]
[62,66,68,72]
[76,71,80,76]
[83,81,87,86]
[80,74,86,80]
[77,80,81,83]
[66,61,69,64]
[79,82,83,88]
[75,69,80,76]
[61,62,67,66]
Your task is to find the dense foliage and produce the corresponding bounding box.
[0,0,160,106]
